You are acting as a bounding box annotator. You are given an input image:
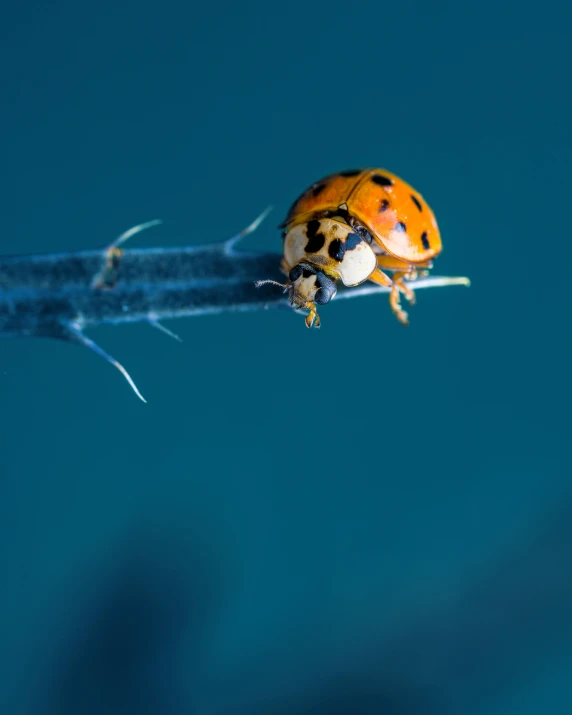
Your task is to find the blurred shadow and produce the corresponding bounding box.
[274,677,444,715]
[237,494,572,715]
[298,682,443,715]
[37,526,219,715]
[30,495,572,715]
[375,493,572,710]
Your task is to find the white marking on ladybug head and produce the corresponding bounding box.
[337,239,377,287]
[283,224,313,269]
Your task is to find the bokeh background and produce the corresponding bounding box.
[1,1,572,713]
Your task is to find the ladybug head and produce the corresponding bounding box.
[254,262,337,316]
[286,263,337,307]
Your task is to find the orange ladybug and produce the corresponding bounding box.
[260,168,443,328]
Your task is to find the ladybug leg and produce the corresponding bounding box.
[367,268,409,326]
[304,302,320,329]
[374,254,433,273]
[375,255,434,312]
[392,272,416,305]
[389,286,409,327]
[367,267,393,288]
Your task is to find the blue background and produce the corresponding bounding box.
[1,1,572,713]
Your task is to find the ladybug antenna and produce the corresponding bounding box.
[254,278,299,308]
[254,279,289,292]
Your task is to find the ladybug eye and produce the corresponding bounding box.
[348,219,373,244]
[315,288,331,305]
[288,264,303,282]
[356,226,373,244]
[315,272,337,304]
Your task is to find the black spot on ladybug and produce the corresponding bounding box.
[411,195,423,212]
[312,183,327,197]
[328,238,346,262]
[305,219,327,252]
[345,233,362,251]
[338,169,362,177]
[421,231,430,250]
[379,199,390,212]
[395,222,407,233]
[302,268,315,278]
[371,174,394,187]
[305,235,326,253]
[306,219,321,238]
[305,234,326,253]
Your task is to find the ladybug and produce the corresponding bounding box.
[259,168,442,328]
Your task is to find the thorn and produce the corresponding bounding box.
[148,317,183,342]
[225,206,273,253]
[92,220,163,290]
[239,206,273,237]
[67,323,147,403]
[414,276,471,289]
[107,219,163,252]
